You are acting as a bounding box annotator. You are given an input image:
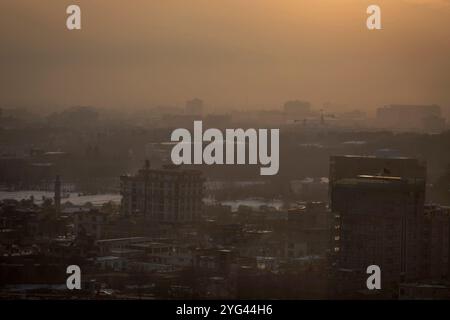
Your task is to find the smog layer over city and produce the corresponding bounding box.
[0,0,450,303]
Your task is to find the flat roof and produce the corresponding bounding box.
[332,154,412,160]
[357,174,402,181]
[97,237,147,243]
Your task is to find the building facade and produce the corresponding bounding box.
[421,204,450,280]
[330,155,427,296]
[120,162,204,223]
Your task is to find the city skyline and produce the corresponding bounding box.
[1,0,450,302]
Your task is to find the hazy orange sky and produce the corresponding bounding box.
[1,0,449,112]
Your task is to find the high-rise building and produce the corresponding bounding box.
[330,155,426,295]
[329,155,426,187]
[120,161,204,223]
[421,204,450,280]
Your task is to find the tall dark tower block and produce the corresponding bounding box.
[329,155,426,296]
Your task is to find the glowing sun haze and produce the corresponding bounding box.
[1,0,449,111]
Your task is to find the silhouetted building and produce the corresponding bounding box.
[330,155,426,296]
[120,161,204,223]
[329,155,426,186]
[283,100,311,118]
[74,210,109,239]
[421,204,450,280]
[376,104,446,132]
